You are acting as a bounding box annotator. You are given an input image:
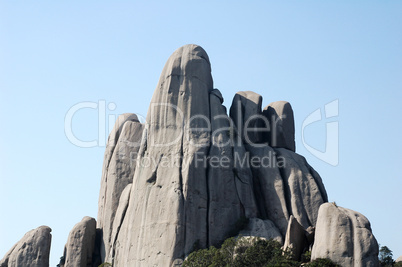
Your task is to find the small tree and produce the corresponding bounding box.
[379,246,394,267]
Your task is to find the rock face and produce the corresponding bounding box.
[275,148,328,230]
[114,44,214,266]
[239,218,283,244]
[263,101,295,151]
[0,226,51,267]
[100,44,331,266]
[283,215,308,261]
[229,91,327,236]
[63,217,97,267]
[97,113,144,261]
[207,89,258,247]
[106,183,132,263]
[110,45,263,266]
[245,144,289,236]
[311,203,379,267]
[230,91,264,144]
[396,256,402,262]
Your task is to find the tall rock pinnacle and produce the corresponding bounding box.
[0,44,379,267]
[114,44,214,266]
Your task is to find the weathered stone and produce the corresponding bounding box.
[231,127,260,221]
[245,144,289,236]
[114,44,213,266]
[275,148,327,230]
[230,91,265,144]
[107,183,132,263]
[283,215,308,261]
[232,141,260,220]
[263,101,295,151]
[98,113,139,227]
[0,226,51,267]
[97,114,144,261]
[311,203,379,267]
[207,89,258,247]
[97,113,139,220]
[94,45,332,267]
[63,217,96,267]
[239,218,283,244]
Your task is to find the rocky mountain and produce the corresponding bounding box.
[0,44,380,267]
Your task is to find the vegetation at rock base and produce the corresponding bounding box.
[379,245,395,267]
[301,250,311,262]
[183,237,340,267]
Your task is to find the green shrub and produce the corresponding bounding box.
[182,246,217,267]
[301,250,311,263]
[184,237,312,267]
[183,236,339,267]
[234,238,288,266]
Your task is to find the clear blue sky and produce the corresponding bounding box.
[1,1,401,266]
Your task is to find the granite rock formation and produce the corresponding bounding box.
[245,143,290,235]
[93,44,377,266]
[0,226,51,267]
[230,92,327,236]
[263,101,295,151]
[208,88,258,247]
[283,215,309,261]
[0,44,380,267]
[275,148,328,230]
[109,44,262,266]
[230,91,264,144]
[62,217,97,267]
[311,203,379,267]
[238,218,283,244]
[97,113,144,260]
